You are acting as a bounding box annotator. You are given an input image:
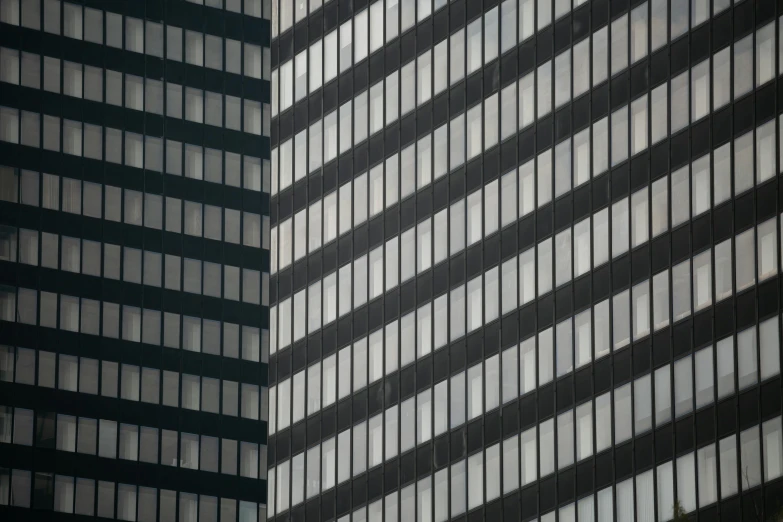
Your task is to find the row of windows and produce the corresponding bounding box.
[185,0,269,18]
[272,0,331,37]
[272,0,603,48]
[534,415,776,522]
[0,467,266,522]
[271,17,778,206]
[275,0,447,112]
[273,115,777,328]
[0,169,268,248]
[0,287,269,365]
[0,0,269,80]
[0,108,270,196]
[269,218,780,427]
[271,0,737,121]
[273,0,477,55]
[272,0,331,39]
[0,346,266,419]
[269,336,781,515]
[271,121,780,350]
[285,414,782,522]
[0,48,269,136]
[270,0,622,114]
[270,312,779,479]
[1,228,269,306]
[0,406,265,478]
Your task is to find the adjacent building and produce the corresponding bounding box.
[0,0,272,520]
[268,0,783,521]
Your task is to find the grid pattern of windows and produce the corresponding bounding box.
[266,414,783,521]
[271,0,745,156]
[0,110,270,191]
[0,0,269,79]
[300,413,782,522]
[0,346,266,415]
[270,0,783,520]
[270,116,781,341]
[268,214,783,428]
[0,466,266,521]
[267,314,781,505]
[271,18,780,217]
[0,227,268,304]
[0,168,268,246]
[0,0,270,519]
[0,48,270,137]
[0,405,266,477]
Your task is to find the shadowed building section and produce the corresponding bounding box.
[0,0,272,519]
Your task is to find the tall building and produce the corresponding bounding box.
[0,0,272,520]
[268,0,783,520]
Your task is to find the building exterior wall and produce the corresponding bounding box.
[269,0,783,521]
[0,0,272,519]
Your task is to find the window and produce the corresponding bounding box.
[735,227,755,292]
[709,435,734,505]
[652,364,672,429]
[613,289,630,350]
[757,22,775,87]
[518,72,535,130]
[632,280,650,341]
[674,355,694,417]
[669,70,689,134]
[629,94,648,155]
[759,316,781,381]
[691,60,710,122]
[647,83,667,146]
[734,34,753,99]
[467,451,484,510]
[763,417,783,482]
[741,425,762,489]
[537,238,553,296]
[515,426,536,487]
[593,206,609,268]
[635,374,652,434]
[54,475,74,513]
[554,227,572,288]
[692,250,711,311]
[307,39,323,93]
[537,61,552,118]
[295,448,317,504]
[553,139,571,199]
[401,228,415,282]
[557,410,574,469]
[614,383,633,443]
[466,276,482,333]
[501,257,518,315]
[433,209,447,267]
[576,402,592,462]
[555,318,573,378]
[553,48,571,109]
[322,354,337,408]
[466,104,483,160]
[537,328,554,386]
[706,44,730,109]
[610,14,629,76]
[737,326,759,391]
[539,419,555,476]
[672,259,691,322]
[591,26,608,86]
[416,49,432,106]
[758,218,778,281]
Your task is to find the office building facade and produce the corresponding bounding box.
[0,0,272,520]
[268,0,783,521]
